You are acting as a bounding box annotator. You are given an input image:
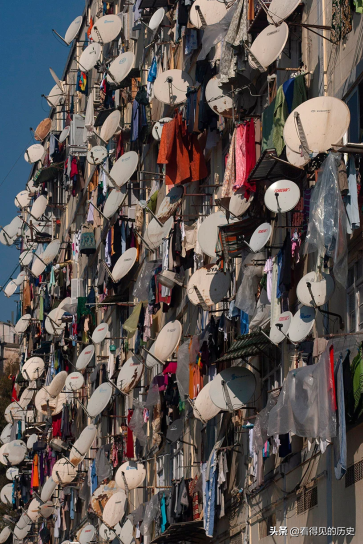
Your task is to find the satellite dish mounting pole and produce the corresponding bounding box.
[306,282,344,329]
[133,230,153,252]
[294,111,310,160]
[275,323,298,346]
[195,5,207,28]
[52,29,69,45]
[73,397,91,418]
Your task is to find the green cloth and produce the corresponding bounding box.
[147,190,159,213]
[291,74,307,112]
[123,302,143,338]
[352,349,363,419]
[39,294,44,321]
[273,86,289,156]
[77,297,88,323]
[262,98,276,152]
[354,0,363,13]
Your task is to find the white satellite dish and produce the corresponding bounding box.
[264,180,300,213]
[205,76,233,118]
[26,434,38,450]
[145,342,158,368]
[79,43,102,72]
[6,440,27,465]
[76,345,95,370]
[35,389,68,417]
[0,484,13,505]
[59,296,72,309]
[41,476,57,502]
[64,15,83,44]
[99,524,116,542]
[46,83,65,108]
[267,0,305,24]
[109,151,138,187]
[187,266,231,307]
[193,381,221,422]
[15,271,27,286]
[70,424,97,464]
[0,444,9,465]
[249,223,272,252]
[24,144,44,164]
[154,69,193,105]
[40,502,54,518]
[4,403,25,424]
[92,323,109,344]
[6,467,19,480]
[100,110,121,143]
[285,145,310,167]
[59,125,70,144]
[87,146,108,165]
[296,271,335,307]
[116,356,143,394]
[52,459,77,484]
[149,7,165,30]
[4,281,17,298]
[102,490,127,527]
[115,461,146,490]
[145,217,173,250]
[65,372,84,392]
[283,96,350,154]
[91,481,117,515]
[42,239,61,264]
[13,516,31,540]
[0,527,11,544]
[0,424,12,445]
[49,67,64,92]
[190,0,230,28]
[270,311,293,344]
[156,186,184,224]
[34,118,52,142]
[79,525,96,544]
[210,367,256,410]
[15,190,31,209]
[154,320,182,362]
[45,307,66,335]
[152,117,172,141]
[107,52,135,84]
[115,520,134,544]
[197,211,229,258]
[248,23,289,70]
[31,254,47,277]
[18,386,34,409]
[288,306,316,343]
[27,497,42,522]
[87,383,113,417]
[111,248,137,282]
[15,314,31,334]
[19,250,34,267]
[103,188,127,219]
[31,195,48,219]
[45,371,67,398]
[229,191,253,218]
[6,216,22,239]
[91,14,122,44]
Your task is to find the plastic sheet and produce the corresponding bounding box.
[176,341,190,400]
[268,343,337,441]
[197,3,238,61]
[128,503,146,525]
[140,493,160,535]
[128,400,147,446]
[252,390,279,452]
[132,260,162,301]
[235,252,265,315]
[304,153,348,287]
[144,378,160,408]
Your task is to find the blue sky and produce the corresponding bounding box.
[0,1,84,324]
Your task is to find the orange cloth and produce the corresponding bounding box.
[87,18,94,39]
[22,279,31,314]
[32,453,39,489]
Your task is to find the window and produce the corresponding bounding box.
[259,513,276,539]
[261,353,282,405]
[296,487,317,514]
[345,459,363,487]
[172,442,184,481]
[346,260,363,333]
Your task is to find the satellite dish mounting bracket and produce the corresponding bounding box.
[52,29,69,46]
[275,323,298,347]
[306,282,344,329]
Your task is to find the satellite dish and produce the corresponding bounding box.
[283,96,350,154]
[79,43,102,72]
[154,70,193,105]
[0,528,11,544]
[26,434,38,450]
[40,502,54,519]
[111,248,137,282]
[65,372,84,392]
[13,515,31,540]
[229,191,253,217]
[87,146,108,165]
[0,444,9,465]
[45,307,66,335]
[116,356,143,394]
[210,367,256,410]
[103,188,127,219]
[87,383,113,418]
[154,320,182,362]
[59,125,70,144]
[115,461,146,490]
[70,424,97,464]
[145,342,158,368]
[46,83,65,108]
[288,306,316,343]
[42,239,61,264]
[197,211,230,258]
[92,323,109,344]
[99,524,116,542]
[145,217,173,250]
[249,223,272,252]
[76,345,95,370]
[18,386,34,409]
[100,110,121,143]
[31,195,48,219]
[190,0,230,28]
[109,151,138,187]
[115,520,134,544]
[248,23,289,70]
[296,271,335,307]
[0,230,14,247]
[166,418,184,443]
[34,118,52,141]
[264,180,300,213]
[6,216,22,239]
[156,186,184,224]
[19,250,34,267]
[6,467,19,480]
[270,312,293,343]
[91,481,117,516]
[0,484,13,505]
[35,389,68,417]
[15,314,31,334]
[4,403,25,424]
[41,476,57,502]
[193,381,221,421]
[24,144,44,164]
[152,117,172,141]
[15,190,31,209]
[4,281,17,298]
[32,256,47,277]
[187,266,231,307]
[79,525,96,544]
[6,440,27,465]
[286,142,310,167]
[205,76,233,118]
[149,7,165,30]
[91,15,122,44]
[14,271,27,286]
[0,425,12,445]
[64,15,83,44]
[102,490,127,527]
[52,458,77,484]
[27,497,42,522]
[45,371,67,397]
[107,52,135,84]
[49,67,64,92]
[267,0,305,24]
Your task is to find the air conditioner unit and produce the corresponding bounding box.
[93,85,101,105]
[71,278,84,303]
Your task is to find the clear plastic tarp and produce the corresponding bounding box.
[253,390,279,452]
[140,493,160,535]
[132,260,161,301]
[176,341,190,400]
[144,378,160,408]
[128,400,147,446]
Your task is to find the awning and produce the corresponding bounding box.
[247,149,305,183]
[215,331,275,363]
[151,521,211,544]
[33,163,64,186]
